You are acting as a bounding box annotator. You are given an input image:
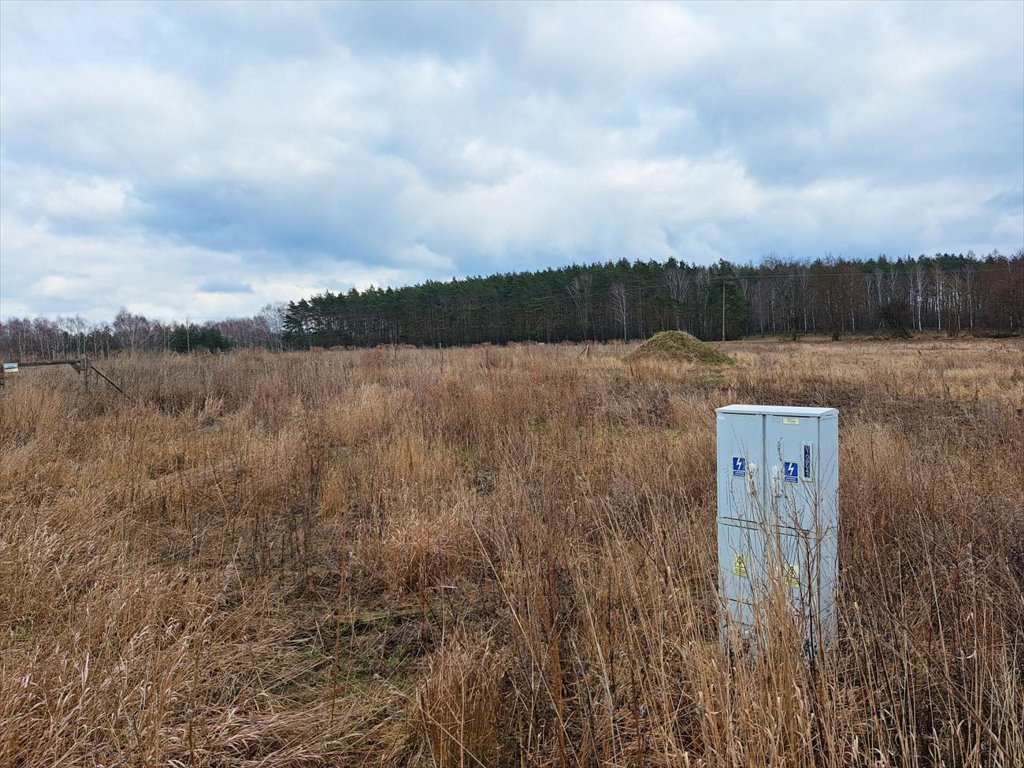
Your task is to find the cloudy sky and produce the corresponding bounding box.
[1,1,1022,321]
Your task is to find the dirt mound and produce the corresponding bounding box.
[628,330,733,365]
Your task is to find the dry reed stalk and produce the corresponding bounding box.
[0,339,1020,766]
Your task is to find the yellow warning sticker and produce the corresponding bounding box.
[732,555,748,579]
[783,564,800,588]
[782,417,800,425]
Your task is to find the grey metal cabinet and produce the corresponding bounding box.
[716,404,839,653]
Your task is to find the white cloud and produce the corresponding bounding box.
[31,274,92,300]
[0,213,427,322]
[0,1,1020,321]
[396,244,456,273]
[41,179,135,220]
[521,2,722,87]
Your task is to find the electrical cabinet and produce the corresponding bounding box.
[716,404,839,651]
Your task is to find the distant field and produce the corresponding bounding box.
[1,339,1022,767]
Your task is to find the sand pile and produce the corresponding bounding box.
[628,330,733,365]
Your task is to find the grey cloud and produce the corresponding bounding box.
[987,189,1024,211]
[198,280,253,295]
[1,1,1021,321]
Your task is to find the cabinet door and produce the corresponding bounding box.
[763,415,839,650]
[718,523,836,648]
[776,528,837,650]
[717,412,765,639]
[718,519,761,632]
[763,414,821,532]
[716,413,765,524]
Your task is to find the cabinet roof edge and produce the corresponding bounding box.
[716,404,839,417]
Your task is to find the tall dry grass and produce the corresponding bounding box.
[0,338,1022,767]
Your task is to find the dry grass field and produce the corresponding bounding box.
[1,338,1022,767]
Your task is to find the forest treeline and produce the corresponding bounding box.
[284,251,1023,347]
[0,304,288,361]
[2,251,1021,360]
